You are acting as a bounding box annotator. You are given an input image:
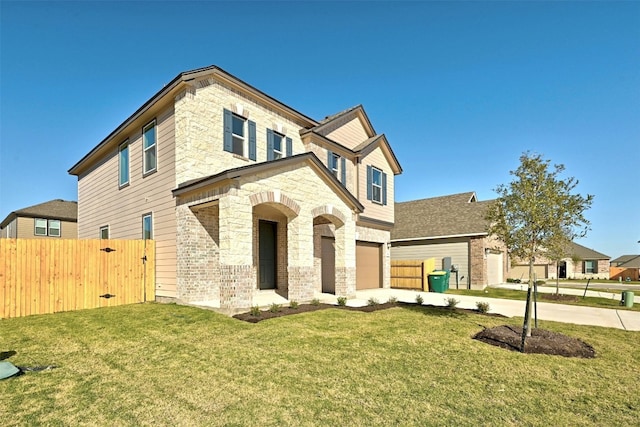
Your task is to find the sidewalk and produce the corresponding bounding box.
[493,283,640,303]
[345,288,640,332]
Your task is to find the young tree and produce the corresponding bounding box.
[486,152,593,337]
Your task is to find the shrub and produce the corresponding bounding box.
[337,296,347,306]
[388,296,398,304]
[415,294,424,305]
[289,300,299,309]
[269,303,282,313]
[476,301,490,314]
[507,278,521,283]
[249,306,261,317]
[310,298,320,306]
[445,297,459,308]
[367,297,380,306]
[535,280,546,286]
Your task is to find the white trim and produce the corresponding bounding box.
[391,232,488,243]
[142,120,157,175]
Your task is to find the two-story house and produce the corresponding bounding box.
[68,65,402,310]
[0,199,78,239]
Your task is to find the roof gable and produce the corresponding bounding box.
[173,152,364,213]
[569,242,609,260]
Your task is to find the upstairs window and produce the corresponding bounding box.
[366,165,387,205]
[224,109,256,160]
[327,150,347,185]
[35,218,47,236]
[143,120,157,175]
[34,218,61,237]
[48,220,61,237]
[100,225,109,239]
[119,141,129,187]
[267,128,291,161]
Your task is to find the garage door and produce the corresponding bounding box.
[510,264,548,281]
[486,253,503,285]
[356,241,382,290]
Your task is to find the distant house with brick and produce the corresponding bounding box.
[509,242,610,281]
[0,199,77,239]
[610,255,640,281]
[68,65,402,310]
[390,192,507,289]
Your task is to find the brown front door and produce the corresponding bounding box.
[321,237,335,294]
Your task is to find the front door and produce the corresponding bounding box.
[321,237,336,294]
[259,220,277,290]
[559,261,567,279]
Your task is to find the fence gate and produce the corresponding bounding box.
[0,239,155,319]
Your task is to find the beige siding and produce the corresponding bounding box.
[391,239,469,288]
[358,146,394,223]
[326,116,370,150]
[1,218,17,238]
[77,106,177,297]
[12,217,77,239]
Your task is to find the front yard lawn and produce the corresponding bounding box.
[1,303,639,426]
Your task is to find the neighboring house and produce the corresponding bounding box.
[610,255,640,281]
[68,65,402,310]
[0,199,78,239]
[390,192,507,290]
[509,242,610,280]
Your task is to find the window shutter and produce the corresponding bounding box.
[267,129,274,161]
[248,120,256,161]
[286,137,292,157]
[327,150,333,169]
[223,109,232,153]
[366,165,372,200]
[382,172,387,205]
[341,157,346,185]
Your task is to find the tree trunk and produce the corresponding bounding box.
[526,258,534,337]
[556,262,560,295]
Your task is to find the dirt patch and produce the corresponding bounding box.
[473,325,596,358]
[233,301,504,323]
[539,293,580,303]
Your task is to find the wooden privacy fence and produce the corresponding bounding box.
[391,259,435,290]
[610,267,639,282]
[0,239,155,319]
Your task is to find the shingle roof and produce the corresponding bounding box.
[569,242,609,260]
[391,192,489,241]
[0,199,78,228]
[610,255,640,268]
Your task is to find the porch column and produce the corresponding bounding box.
[218,193,254,309]
[334,218,356,297]
[287,211,315,302]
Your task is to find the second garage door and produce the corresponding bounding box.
[356,241,382,290]
[510,264,548,281]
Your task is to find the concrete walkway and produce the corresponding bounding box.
[347,288,640,332]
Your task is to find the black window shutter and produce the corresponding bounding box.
[366,165,372,200]
[223,109,232,153]
[248,120,256,161]
[267,129,274,161]
[286,137,292,157]
[382,172,387,205]
[341,157,346,185]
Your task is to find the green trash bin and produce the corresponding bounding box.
[428,271,448,293]
[621,291,634,308]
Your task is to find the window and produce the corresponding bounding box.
[35,218,47,236]
[142,214,153,240]
[143,120,157,175]
[366,165,387,205]
[34,218,61,237]
[273,132,284,160]
[100,226,109,239]
[48,220,61,237]
[329,152,339,177]
[585,260,596,274]
[267,128,291,161]
[119,141,129,187]
[224,109,256,160]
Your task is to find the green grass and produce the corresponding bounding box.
[1,303,639,426]
[447,287,640,312]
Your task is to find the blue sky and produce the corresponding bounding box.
[1,1,639,258]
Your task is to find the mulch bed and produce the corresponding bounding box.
[473,325,596,358]
[539,293,580,303]
[233,301,503,323]
[234,302,595,358]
